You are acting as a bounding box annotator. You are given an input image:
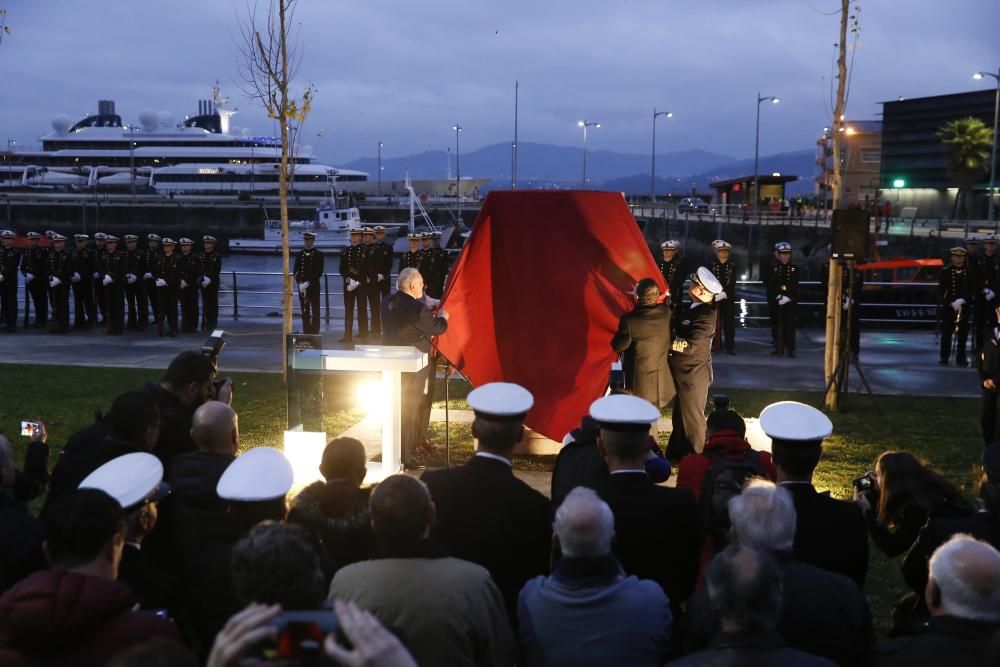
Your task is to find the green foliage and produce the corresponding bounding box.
[939,117,994,218]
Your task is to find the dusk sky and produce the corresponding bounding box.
[1,0,997,168]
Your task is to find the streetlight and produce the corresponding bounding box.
[377,141,383,196]
[5,138,13,188]
[651,109,673,201]
[578,120,600,189]
[753,93,780,216]
[452,124,462,223]
[973,68,1000,223]
[128,125,136,200]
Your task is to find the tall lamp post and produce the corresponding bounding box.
[974,68,1000,223]
[753,93,780,216]
[452,124,462,223]
[651,109,673,201]
[128,125,136,200]
[578,120,600,189]
[5,138,13,188]
[377,141,383,196]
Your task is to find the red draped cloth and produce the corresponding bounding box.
[437,190,667,441]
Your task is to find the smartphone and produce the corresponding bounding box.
[20,421,40,438]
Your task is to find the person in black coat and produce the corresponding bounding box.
[46,234,74,334]
[381,268,448,466]
[422,382,552,626]
[0,231,20,332]
[589,394,701,631]
[611,277,674,408]
[198,236,222,331]
[20,232,48,328]
[979,305,1000,443]
[154,238,181,337]
[97,236,127,335]
[338,229,367,342]
[940,247,974,366]
[666,267,722,460]
[657,240,685,306]
[709,240,738,354]
[365,227,394,336]
[176,239,200,333]
[759,400,869,587]
[294,232,325,336]
[123,235,147,331]
[71,234,96,329]
[0,435,47,594]
[765,241,799,357]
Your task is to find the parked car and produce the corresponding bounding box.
[677,197,709,213]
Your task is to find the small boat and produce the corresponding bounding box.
[228,199,370,254]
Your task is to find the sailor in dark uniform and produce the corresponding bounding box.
[93,232,108,324]
[657,240,685,306]
[71,234,96,329]
[399,233,423,272]
[417,233,441,297]
[177,238,200,333]
[964,235,982,351]
[154,238,181,337]
[21,231,49,328]
[199,235,222,330]
[123,234,147,331]
[666,266,722,460]
[46,233,74,334]
[766,241,799,357]
[0,230,19,332]
[98,235,127,335]
[372,225,394,303]
[427,231,448,298]
[709,239,738,354]
[939,246,973,367]
[143,234,163,326]
[338,228,367,342]
[361,228,380,336]
[294,231,325,336]
[976,235,1000,349]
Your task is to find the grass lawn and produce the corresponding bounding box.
[0,364,983,634]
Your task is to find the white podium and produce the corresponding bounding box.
[287,344,428,482]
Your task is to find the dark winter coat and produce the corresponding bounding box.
[611,302,675,408]
[288,481,376,573]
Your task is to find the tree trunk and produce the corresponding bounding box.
[824,0,850,410]
[278,0,292,384]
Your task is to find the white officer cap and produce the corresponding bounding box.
[45,230,55,238]
[124,234,138,241]
[161,237,177,246]
[147,234,161,242]
[104,235,119,243]
[203,235,217,243]
[661,240,680,250]
[374,226,386,232]
[691,266,724,295]
[0,230,16,239]
[432,231,443,238]
[589,394,659,432]
[362,227,374,235]
[950,247,968,256]
[985,235,998,244]
[774,242,792,252]
[179,237,193,245]
[349,228,362,235]
[468,382,534,421]
[79,453,169,511]
[74,233,89,241]
[302,231,317,239]
[26,232,41,239]
[711,239,731,250]
[759,401,833,446]
[408,233,420,241]
[51,233,67,241]
[965,235,980,243]
[217,447,293,502]
[94,232,107,240]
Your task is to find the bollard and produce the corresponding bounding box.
[231,271,239,320]
[324,273,331,324]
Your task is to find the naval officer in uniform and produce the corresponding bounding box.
[294,231,325,335]
[657,240,685,305]
[709,239,738,354]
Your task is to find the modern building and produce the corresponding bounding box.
[880,89,996,218]
[840,121,883,206]
[709,174,798,208]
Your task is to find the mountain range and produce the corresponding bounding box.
[338,142,817,196]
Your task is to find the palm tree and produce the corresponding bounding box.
[939,117,993,219]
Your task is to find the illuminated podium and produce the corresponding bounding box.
[285,337,428,484]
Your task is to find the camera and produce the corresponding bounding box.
[853,471,877,493]
[201,329,226,365]
[19,421,40,438]
[257,610,342,661]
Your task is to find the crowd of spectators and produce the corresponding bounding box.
[0,351,999,666]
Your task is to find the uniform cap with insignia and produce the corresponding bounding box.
[104,235,119,243]
[589,394,659,433]
[467,382,534,422]
[690,266,724,295]
[408,233,420,241]
[74,233,89,240]
[203,235,217,243]
[179,237,193,245]
[162,237,177,246]
[45,231,56,238]
[94,232,107,240]
[147,234,161,241]
[51,233,67,241]
[26,232,41,239]
[216,447,294,502]
[775,242,792,252]
[374,226,386,232]
[951,247,968,256]
[758,401,833,448]
[661,240,680,250]
[711,240,731,250]
[302,231,317,238]
[78,452,170,512]
[965,235,980,243]
[349,228,362,235]
[432,231,443,238]
[0,230,15,239]
[362,228,374,235]
[124,234,138,241]
[985,235,998,244]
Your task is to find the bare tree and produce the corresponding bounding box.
[236,0,314,381]
[0,9,11,48]
[824,1,861,410]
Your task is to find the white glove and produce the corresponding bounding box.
[126,273,137,284]
[715,290,727,301]
[378,273,385,282]
[92,272,100,280]
[346,279,358,292]
[301,281,310,291]
[986,288,996,301]
[143,272,153,280]
[49,277,61,288]
[842,297,851,311]
[155,278,167,288]
[24,273,33,284]
[951,299,964,311]
[71,272,81,283]
[102,274,113,286]
[0,274,4,283]
[201,276,211,288]
[180,279,188,289]
[777,295,791,306]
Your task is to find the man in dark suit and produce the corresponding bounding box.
[760,400,869,587]
[611,277,674,408]
[666,266,722,460]
[422,382,552,624]
[590,394,701,626]
[381,268,448,466]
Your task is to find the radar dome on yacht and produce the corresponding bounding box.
[51,115,72,134]
[302,144,313,157]
[139,110,158,132]
[157,111,175,128]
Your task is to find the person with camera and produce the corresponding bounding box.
[979,302,1000,443]
[0,433,47,594]
[611,277,674,408]
[0,230,21,333]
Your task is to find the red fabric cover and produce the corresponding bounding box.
[438,190,666,441]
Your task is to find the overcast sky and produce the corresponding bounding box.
[1,0,997,167]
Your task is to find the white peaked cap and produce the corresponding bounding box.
[759,401,833,443]
[468,382,534,419]
[79,453,167,510]
[217,447,294,501]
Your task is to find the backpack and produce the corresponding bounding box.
[698,448,766,541]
